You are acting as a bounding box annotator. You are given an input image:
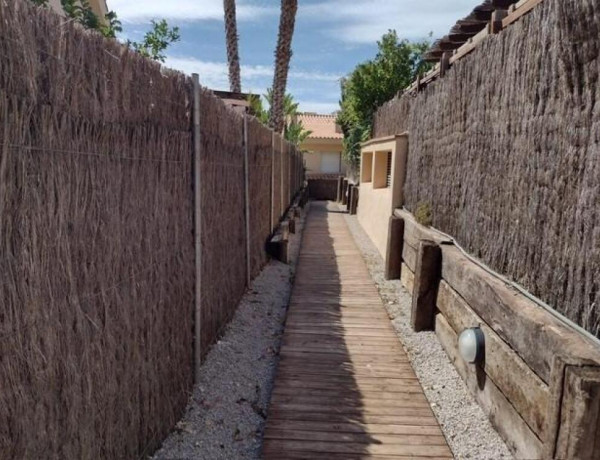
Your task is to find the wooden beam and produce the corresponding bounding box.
[438,38,462,51]
[448,32,475,43]
[341,179,349,205]
[400,262,414,296]
[336,176,343,202]
[503,0,544,28]
[492,0,519,8]
[491,9,508,34]
[384,216,404,280]
[394,209,452,248]
[410,240,441,332]
[554,366,600,459]
[437,281,550,437]
[472,8,494,22]
[440,245,600,384]
[440,52,451,78]
[450,24,490,64]
[544,356,600,458]
[281,221,290,240]
[455,20,489,34]
[345,184,354,212]
[435,314,544,459]
[267,233,288,263]
[402,242,417,273]
[420,64,440,85]
[349,185,359,215]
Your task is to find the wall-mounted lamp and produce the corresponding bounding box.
[458,327,485,364]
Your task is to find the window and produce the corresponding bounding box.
[361,152,373,183]
[386,151,392,187]
[321,152,341,173]
[373,150,391,189]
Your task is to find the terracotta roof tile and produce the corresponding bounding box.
[297,113,344,140]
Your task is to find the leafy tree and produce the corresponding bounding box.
[337,30,432,169]
[127,20,180,63]
[100,11,122,39]
[61,0,99,29]
[285,119,312,146]
[29,1,176,62]
[250,89,312,146]
[248,94,269,125]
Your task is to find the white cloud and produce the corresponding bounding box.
[301,0,477,44]
[164,56,341,92]
[107,0,276,23]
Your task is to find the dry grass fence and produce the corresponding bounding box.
[0,0,304,458]
[374,0,600,338]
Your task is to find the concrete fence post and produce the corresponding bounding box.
[192,73,203,381]
[243,114,251,285]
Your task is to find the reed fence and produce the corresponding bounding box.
[373,0,600,338]
[0,0,304,458]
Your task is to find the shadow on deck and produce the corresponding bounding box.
[262,201,452,459]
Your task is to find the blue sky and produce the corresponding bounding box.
[108,0,477,113]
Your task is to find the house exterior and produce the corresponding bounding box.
[48,0,108,20]
[297,113,346,176]
[212,90,255,114]
[357,134,408,259]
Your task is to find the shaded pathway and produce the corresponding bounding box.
[262,202,452,459]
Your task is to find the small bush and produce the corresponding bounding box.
[414,201,433,227]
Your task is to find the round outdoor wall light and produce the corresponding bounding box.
[458,327,485,364]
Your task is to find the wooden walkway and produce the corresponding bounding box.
[262,202,452,459]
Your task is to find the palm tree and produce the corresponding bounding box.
[223,0,241,93]
[269,0,298,133]
[249,89,311,146]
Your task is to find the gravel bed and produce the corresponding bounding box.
[341,208,513,459]
[152,205,307,460]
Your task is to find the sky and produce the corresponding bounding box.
[107,0,478,114]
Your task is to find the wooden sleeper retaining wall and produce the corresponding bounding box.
[392,209,600,459]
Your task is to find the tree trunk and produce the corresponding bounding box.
[223,0,241,93]
[269,0,298,133]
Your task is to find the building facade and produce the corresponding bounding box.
[297,114,346,176]
[48,0,108,20]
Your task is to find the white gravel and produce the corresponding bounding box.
[152,205,307,460]
[341,207,513,460]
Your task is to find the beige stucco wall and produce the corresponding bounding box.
[304,151,322,174]
[47,0,108,19]
[48,0,64,15]
[358,182,393,258]
[357,135,408,259]
[301,138,347,175]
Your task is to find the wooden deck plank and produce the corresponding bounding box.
[262,202,451,459]
[264,429,448,445]
[263,439,452,457]
[265,420,443,436]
